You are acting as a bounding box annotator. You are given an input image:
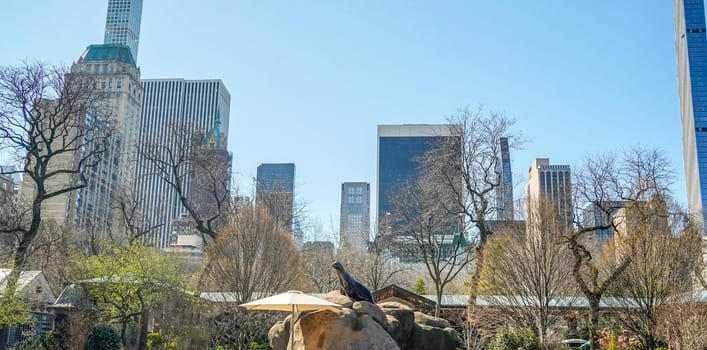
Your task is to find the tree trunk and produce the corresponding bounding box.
[435,287,442,318]
[121,320,128,348]
[542,309,551,349]
[466,242,485,350]
[588,297,600,350]
[138,306,149,350]
[0,327,8,350]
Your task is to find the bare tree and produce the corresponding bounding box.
[339,236,409,292]
[138,123,231,242]
[113,184,164,244]
[566,146,673,350]
[20,220,76,292]
[253,179,309,245]
[607,197,702,350]
[204,201,303,304]
[0,62,114,293]
[657,299,707,350]
[480,198,577,347]
[416,106,521,343]
[207,307,280,350]
[389,174,473,317]
[301,240,338,293]
[694,230,707,290]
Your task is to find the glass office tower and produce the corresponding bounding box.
[675,0,707,229]
[376,124,453,233]
[256,163,296,194]
[256,163,297,242]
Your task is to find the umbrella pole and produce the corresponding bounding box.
[290,304,295,350]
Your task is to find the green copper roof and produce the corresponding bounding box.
[202,111,224,148]
[80,44,135,65]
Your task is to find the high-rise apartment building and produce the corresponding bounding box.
[525,158,572,225]
[72,45,142,235]
[674,0,707,229]
[20,45,143,234]
[376,124,457,233]
[496,137,514,220]
[340,182,371,253]
[104,0,143,61]
[17,1,143,238]
[137,79,231,249]
[256,163,296,241]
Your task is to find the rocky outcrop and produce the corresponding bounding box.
[268,290,457,350]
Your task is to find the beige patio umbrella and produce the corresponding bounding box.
[240,290,342,350]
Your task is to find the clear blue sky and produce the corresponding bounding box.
[0,1,685,238]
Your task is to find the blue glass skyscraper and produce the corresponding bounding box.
[256,163,298,242]
[376,124,454,233]
[674,0,707,229]
[104,0,143,61]
[256,163,296,194]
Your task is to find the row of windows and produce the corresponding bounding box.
[347,186,365,195]
[347,195,365,205]
[81,63,131,75]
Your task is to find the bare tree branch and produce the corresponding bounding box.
[564,146,674,350]
[0,62,115,295]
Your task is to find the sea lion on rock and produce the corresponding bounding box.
[331,261,375,304]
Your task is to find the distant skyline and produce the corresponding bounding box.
[0,1,686,240]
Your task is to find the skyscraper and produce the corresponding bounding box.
[137,79,231,249]
[376,124,455,233]
[70,46,143,234]
[19,45,142,236]
[525,158,573,225]
[255,163,297,241]
[340,182,371,253]
[674,0,707,228]
[17,1,144,239]
[496,137,514,220]
[104,0,143,61]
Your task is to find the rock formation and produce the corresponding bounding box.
[268,290,457,350]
